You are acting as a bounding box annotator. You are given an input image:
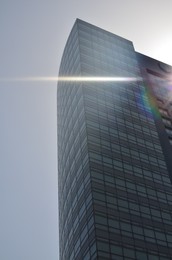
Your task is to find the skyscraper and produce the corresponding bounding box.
[57,19,172,260]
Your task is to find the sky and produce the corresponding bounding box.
[0,1,172,260]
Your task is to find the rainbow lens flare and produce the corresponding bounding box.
[137,85,160,119]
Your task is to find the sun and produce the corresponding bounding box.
[152,37,172,66]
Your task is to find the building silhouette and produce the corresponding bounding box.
[57,19,172,260]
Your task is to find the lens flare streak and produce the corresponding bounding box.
[57,76,141,82]
[0,76,142,82]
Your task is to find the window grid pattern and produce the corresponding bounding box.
[58,19,172,259]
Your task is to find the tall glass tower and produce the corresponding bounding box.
[57,19,172,260]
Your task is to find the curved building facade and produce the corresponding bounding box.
[57,19,172,260]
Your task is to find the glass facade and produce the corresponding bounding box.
[57,19,172,259]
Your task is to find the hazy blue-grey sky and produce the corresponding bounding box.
[1,1,172,260]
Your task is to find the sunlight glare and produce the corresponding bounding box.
[0,76,142,82]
